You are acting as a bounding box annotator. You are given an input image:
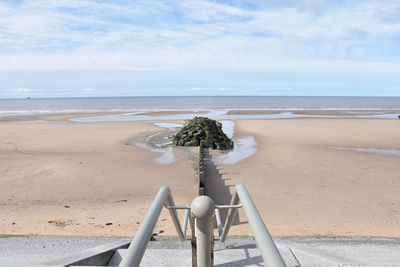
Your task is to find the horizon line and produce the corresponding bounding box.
[1,95,400,100]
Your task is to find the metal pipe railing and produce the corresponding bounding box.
[191,196,215,267]
[214,208,223,237]
[166,193,186,241]
[220,190,240,242]
[182,208,190,237]
[119,186,185,267]
[220,184,287,267]
[119,184,285,267]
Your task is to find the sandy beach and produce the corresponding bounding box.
[2,1,400,264]
[0,119,198,236]
[1,113,399,238]
[208,119,400,237]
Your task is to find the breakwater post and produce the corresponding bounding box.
[198,141,206,195]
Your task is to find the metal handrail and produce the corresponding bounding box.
[119,186,186,267]
[219,184,287,267]
[119,184,285,267]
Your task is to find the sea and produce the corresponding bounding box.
[0,96,399,115]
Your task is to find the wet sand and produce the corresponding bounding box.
[3,108,398,124]
[0,111,125,123]
[138,110,206,116]
[227,109,400,117]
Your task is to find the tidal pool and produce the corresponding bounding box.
[215,136,257,165]
[330,147,400,157]
[133,120,258,165]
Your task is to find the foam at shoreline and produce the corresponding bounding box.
[69,109,400,123]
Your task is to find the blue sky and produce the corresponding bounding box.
[0,0,399,98]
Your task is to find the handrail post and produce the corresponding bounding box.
[214,208,223,237]
[182,209,190,237]
[166,193,186,240]
[119,186,171,267]
[220,191,239,242]
[191,196,215,267]
[235,184,286,267]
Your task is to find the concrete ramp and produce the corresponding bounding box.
[2,235,400,266]
[45,236,399,267]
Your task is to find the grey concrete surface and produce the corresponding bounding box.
[1,235,400,266]
[0,236,128,267]
[276,236,400,267]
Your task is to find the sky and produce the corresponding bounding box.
[0,0,399,98]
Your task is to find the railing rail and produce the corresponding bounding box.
[119,184,286,267]
[219,184,287,267]
[119,186,186,267]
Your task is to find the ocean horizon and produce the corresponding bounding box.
[1,96,400,115]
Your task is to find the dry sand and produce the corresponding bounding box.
[0,120,197,236]
[207,119,400,237]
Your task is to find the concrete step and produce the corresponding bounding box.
[109,248,192,266]
[107,244,398,267]
[29,236,400,267]
[108,247,298,266]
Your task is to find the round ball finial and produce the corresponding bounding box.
[191,196,215,219]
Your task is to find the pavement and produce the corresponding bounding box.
[1,235,400,266]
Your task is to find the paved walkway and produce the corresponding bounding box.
[1,235,400,266]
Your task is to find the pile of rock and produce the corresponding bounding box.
[173,117,234,150]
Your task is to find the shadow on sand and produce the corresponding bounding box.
[203,149,247,228]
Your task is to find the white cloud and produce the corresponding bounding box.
[191,87,233,91]
[191,87,211,91]
[190,87,295,92]
[15,88,32,93]
[82,88,96,92]
[0,0,399,77]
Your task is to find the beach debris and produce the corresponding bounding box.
[64,205,70,208]
[105,222,113,226]
[47,220,72,228]
[112,199,128,203]
[150,233,158,240]
[173,117,234,150]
